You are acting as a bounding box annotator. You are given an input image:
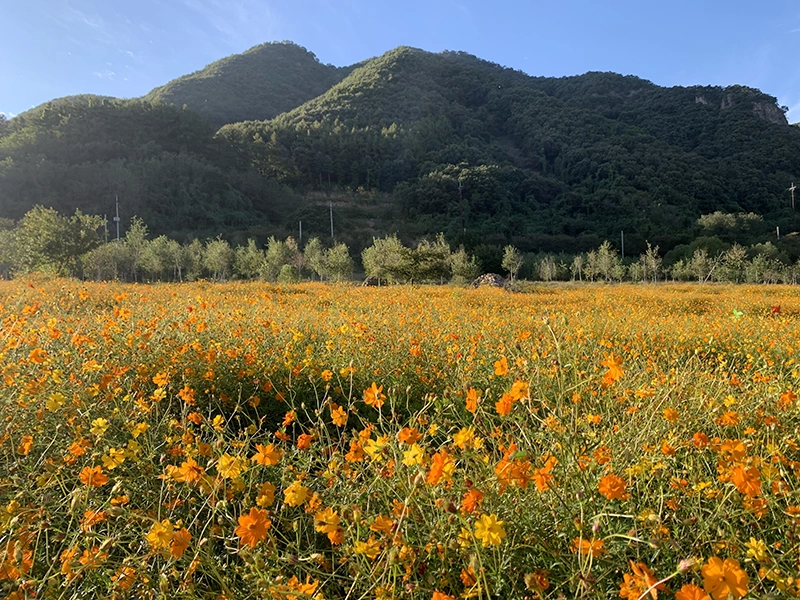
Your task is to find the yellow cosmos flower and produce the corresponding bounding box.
[474,513,505,547]
[284,480,311,507]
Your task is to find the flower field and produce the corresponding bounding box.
[1,280,800,599]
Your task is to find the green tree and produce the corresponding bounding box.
[501,245,523,281]
[323,243,354,282]
[263,237,298,281]
[140,236,173,281]
[303,237,326,280]
[570,255,584,281]
[450,246,480,284]
[277,264,300,283]
[184,239,205,281]
[14,206,103,276]
[640,242,662,283]
[122,217,149,282]
[719,243,748,283]
[204,238,234,281]
[537,256,557,281]
[595,241,621,282]
[234,239,265,279]
[361,234,414,284]
[413,234,451,283]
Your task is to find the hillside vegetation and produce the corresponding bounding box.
[0,96,297,239]
[144,42,352,127]
[2,43,799,258]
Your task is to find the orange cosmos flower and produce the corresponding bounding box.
[460,488,484,514]
[663,408,679,422]
[29,348,47,364]
[465,387,479,413]
[251,443,282,466]
[619,561,663,599]
[432,592,455,600]
[493,356,509,376]
[397,427,421,444]
[532,456,557,492]
[282,410,296,427]
[427,450,455,485]
[170,528,191,559]
[80,509,108,531]
[598,473,629,500]
[716,411,740,427]
[112,566,136,590]
[297,433,315,450]
[509,379,529,401]
[778,389,797,409]
[178,386,196,405]
[495,393,513,416]
[330,403,348,427]
[571,537,607,558]
[729,465,761,497]
[363,382,386,408]
[79,465,109,487]
[370,515,394,535]
[345,440,365,463]
[235,507,271,548]
[17,435,33,456]
[283,480,310,507]
[674,584,710,600]
[173,457,205,484]
[601,353,624,386]
[701,557,748,600]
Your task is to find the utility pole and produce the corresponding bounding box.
[103,214,108,243]
[790,182,797,233]
[621,230,625,260]
[113,195,121,241]
[299,220,303,246]
[458,180,465,232]
[777,226,780,240]
[329,200,334,241]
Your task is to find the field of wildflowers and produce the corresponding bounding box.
[1,280,799,599]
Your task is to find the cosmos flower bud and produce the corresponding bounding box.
[678,557,698,573]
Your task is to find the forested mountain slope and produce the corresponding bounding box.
[219,47,800,252]
[143,42,353,127]
[0,97,296,238]
[2,44,799,257]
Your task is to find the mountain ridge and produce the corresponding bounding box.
[1,42,799,260]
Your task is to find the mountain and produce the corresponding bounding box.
[0,96,296,238]
[2,43,799,259]
[17,94,119,118]
[143,42,352,127]
[219,47,800,253]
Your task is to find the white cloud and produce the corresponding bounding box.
[0,111,17,119]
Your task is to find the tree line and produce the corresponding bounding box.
[1,205,799,285]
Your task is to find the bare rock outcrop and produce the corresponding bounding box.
[470,273,507,288]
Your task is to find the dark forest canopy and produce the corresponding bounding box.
[1,43,799,257]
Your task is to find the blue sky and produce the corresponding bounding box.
[2,0,799,122]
